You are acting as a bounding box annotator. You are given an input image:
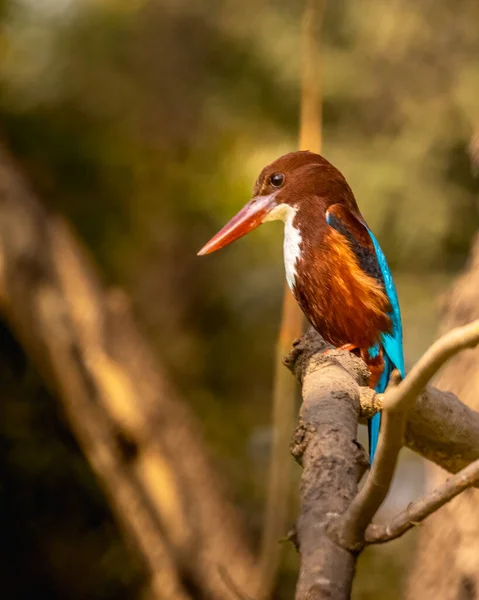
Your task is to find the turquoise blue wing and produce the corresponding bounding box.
[366,228,405,380]
[365,228,405,461]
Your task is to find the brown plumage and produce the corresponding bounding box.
[255,151,392,350]
[293,226,391,349]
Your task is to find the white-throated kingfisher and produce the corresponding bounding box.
[198,151,405,461]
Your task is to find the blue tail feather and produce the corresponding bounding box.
[365,228,405,463]
[368,352,398,462]
[368,413,381,462]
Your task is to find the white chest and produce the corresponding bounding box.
[283,215,302,290]
[263,202,302,291]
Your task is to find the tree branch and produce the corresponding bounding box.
[287,328,479,477]
[366,456,479,544]
[287,331,369,600]
[361,384,479,475]
[332,319,479,550]
[287,324,479,583]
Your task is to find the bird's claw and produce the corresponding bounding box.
[323,343,360,356]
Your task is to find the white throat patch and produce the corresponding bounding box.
[263,203,302,290]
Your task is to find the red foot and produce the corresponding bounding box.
[323,344,385,389]
[323,343,360,356]
[338,343,359,353]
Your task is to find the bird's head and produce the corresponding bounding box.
[197,150,357,256]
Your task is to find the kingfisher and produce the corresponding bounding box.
[198,151,404,461]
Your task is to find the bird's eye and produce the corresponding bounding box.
[270,172,285,187]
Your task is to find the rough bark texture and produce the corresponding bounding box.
[361,383,479,475]
[0,142,259,600]
[288,322,479,599]
[405,385,479,475]
[406,237,479,600]
[289,330,479,477]
[288,332,369,600]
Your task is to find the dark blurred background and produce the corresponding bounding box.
[0,0,478,598]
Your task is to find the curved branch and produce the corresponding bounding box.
[366,457,479,544]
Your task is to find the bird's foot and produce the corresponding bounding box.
[323,343,360,356]
[338,343,359,353]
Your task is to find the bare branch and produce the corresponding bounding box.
[382,319,479,413]
[288,329,479,477]
[299,0,324,152]
[333,319,479,550]
[288,332,369,600]
[366,457,479,544]
[0,147,187,600]
[360,385,479,475]
[286,326,479,594]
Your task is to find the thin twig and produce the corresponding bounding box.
[366,457,479,544]
[333,319,479,550]
[299,0,323,152]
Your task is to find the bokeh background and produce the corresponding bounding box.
[0,0,478,598]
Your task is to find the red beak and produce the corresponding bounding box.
[197,194,277,256]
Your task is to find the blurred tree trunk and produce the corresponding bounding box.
[0,140,259,600]
[406,235,479,600]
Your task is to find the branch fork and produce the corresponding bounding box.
[288,320,479,599]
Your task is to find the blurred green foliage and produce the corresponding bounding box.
[0,0,478,597]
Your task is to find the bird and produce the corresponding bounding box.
[198,151,404,462]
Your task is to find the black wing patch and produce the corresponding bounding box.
[326,205,384,285]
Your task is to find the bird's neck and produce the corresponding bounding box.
[266,200,328,292]
[280,201,329,291]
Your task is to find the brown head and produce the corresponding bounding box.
[197,151,360,255]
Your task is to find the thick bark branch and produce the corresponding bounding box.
[366,457,479,544]
[363,385,479,475]
[287,332,369,600]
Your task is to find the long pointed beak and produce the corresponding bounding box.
[197,194,277,256]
